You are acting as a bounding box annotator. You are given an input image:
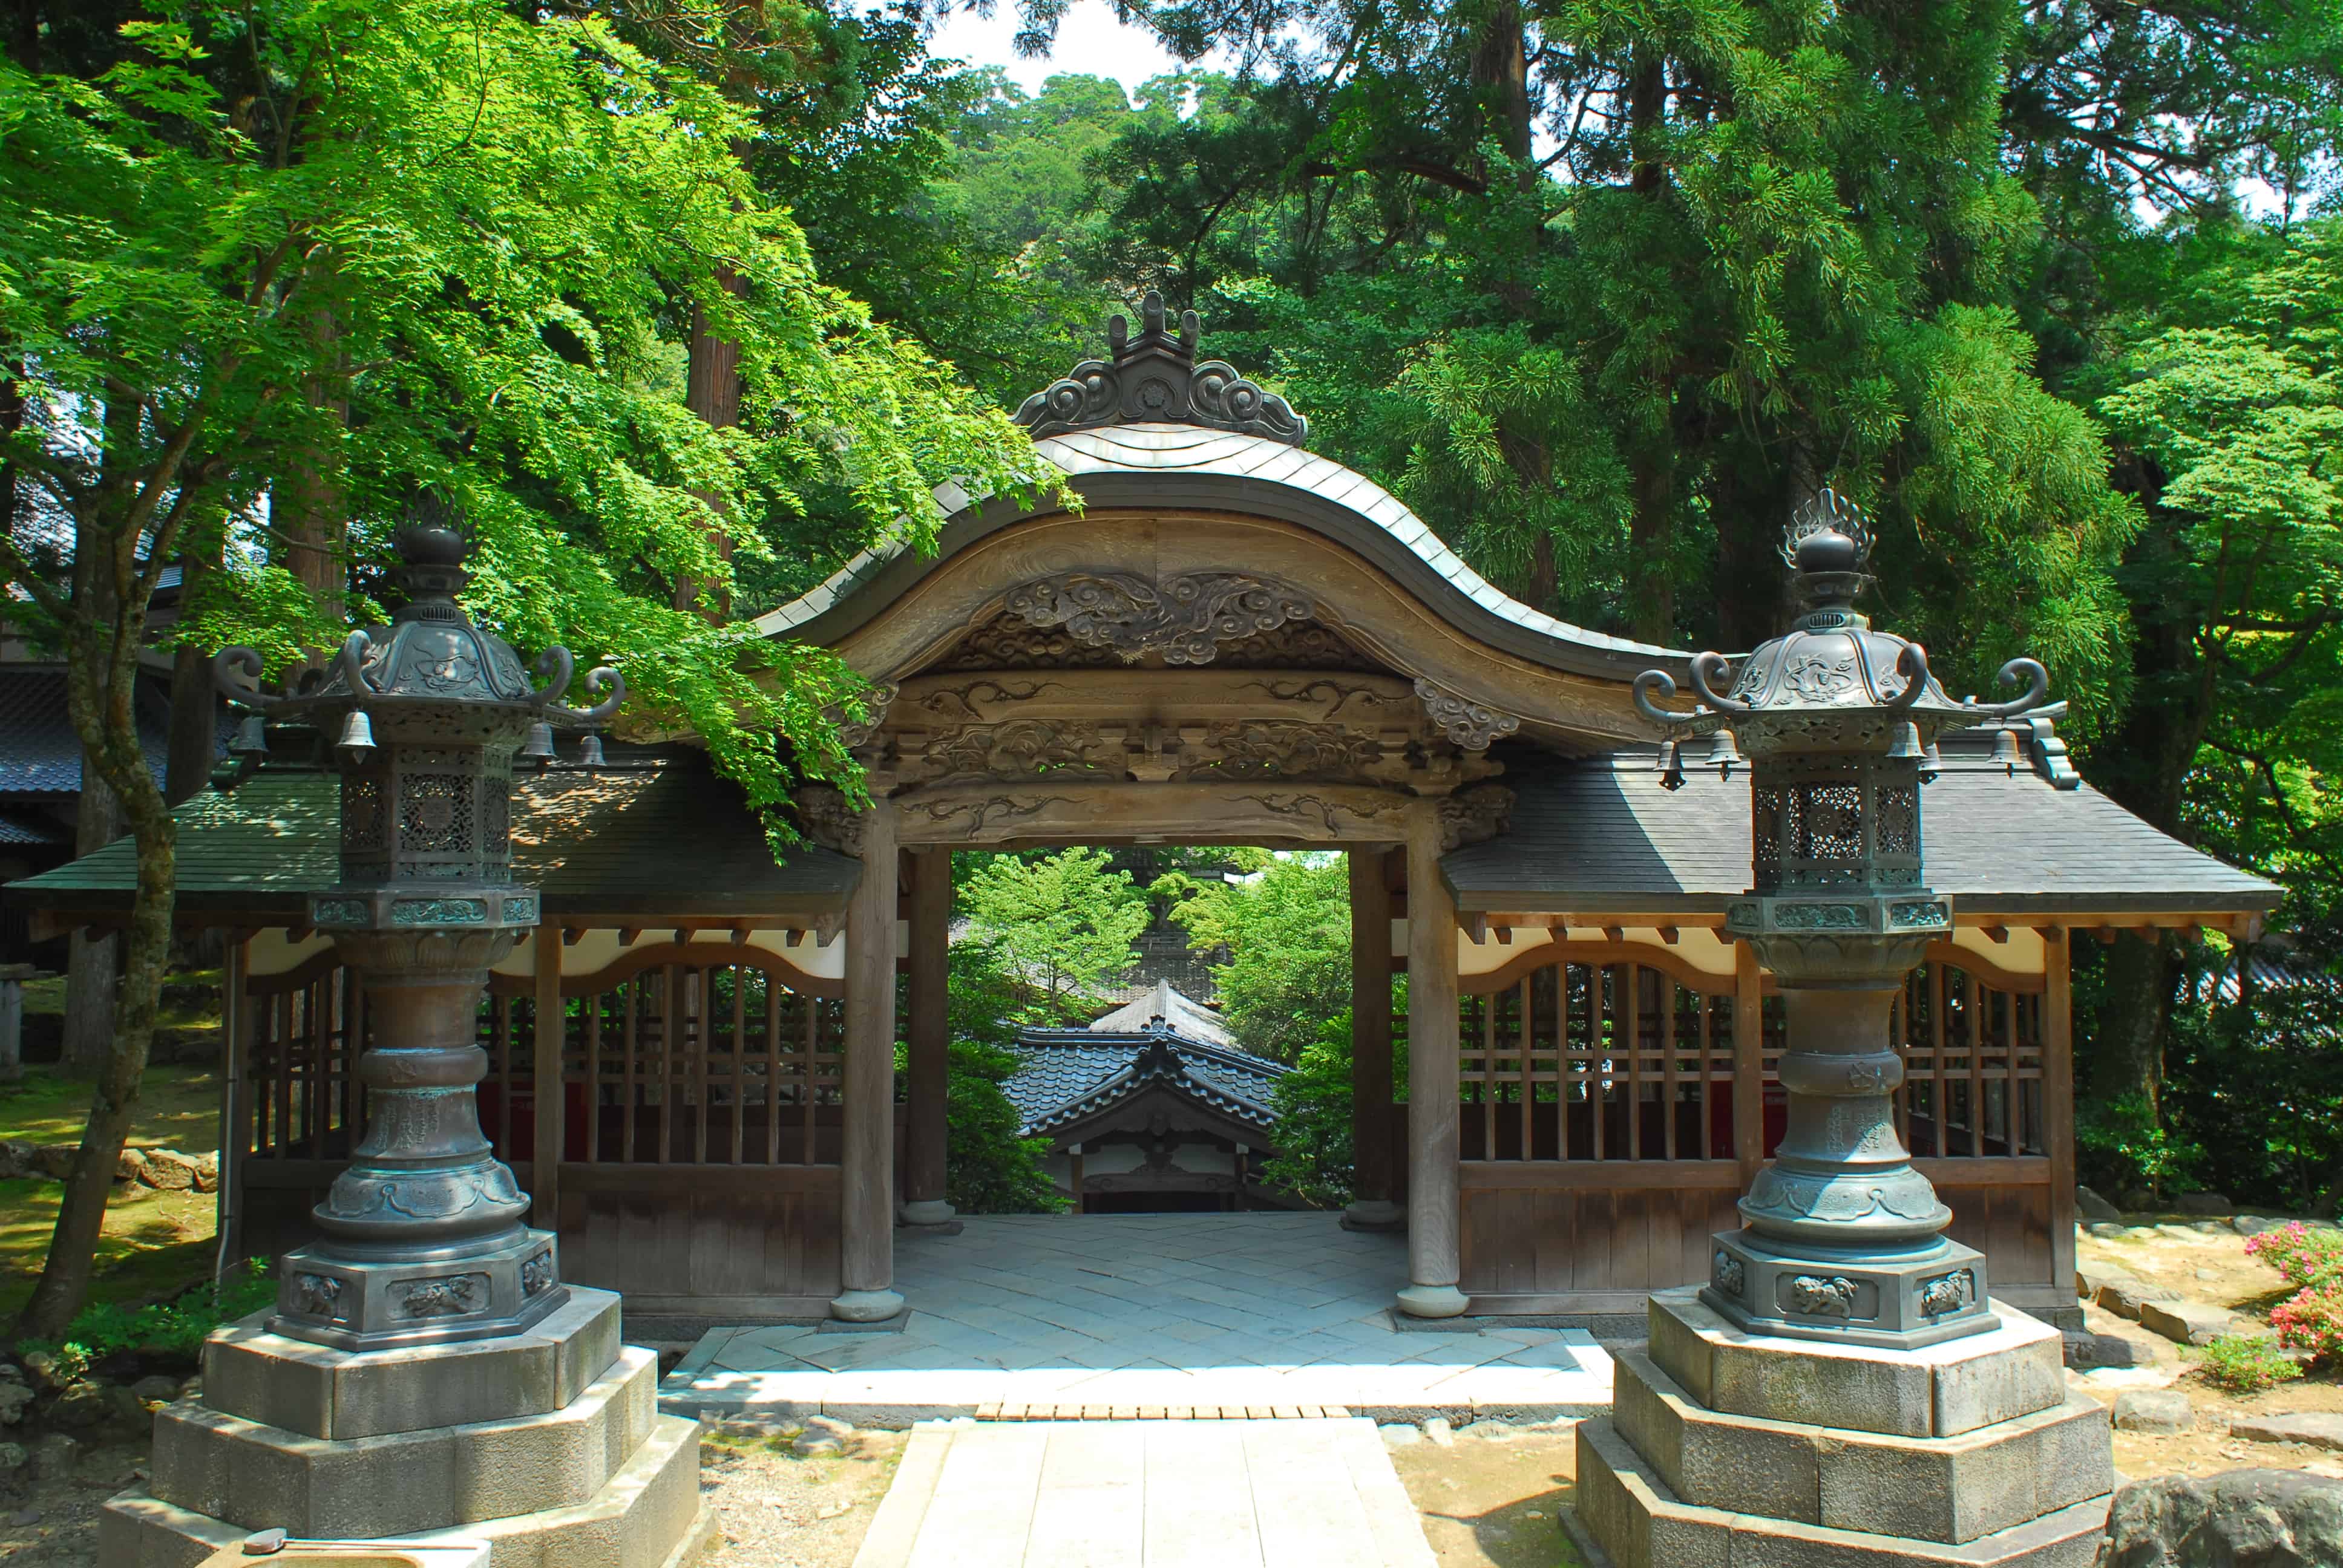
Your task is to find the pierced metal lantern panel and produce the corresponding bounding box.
[1750,755,1924,895]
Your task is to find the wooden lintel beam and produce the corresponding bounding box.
[617,927,641,947]
[672,927,688,947]
[287,926,313,944]
[1602,925,1625,944]
[1657,926,1679,945]
[1982,925,2009,944]
[730,926,751,946]
[784,928,806,948]
[1463,913,1488,944]
[1492,924,1513,945]
[562,927,584,946]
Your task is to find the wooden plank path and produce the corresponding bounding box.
[851,1418,1438,1568]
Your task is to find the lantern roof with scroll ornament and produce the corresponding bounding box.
[209,502,623,734]
[1633,488,2048,757]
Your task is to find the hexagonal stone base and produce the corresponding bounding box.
[202,1285,623,1442]
[97,1413,712,1568]
[1572,1416,2110,1568]
[149,1346,658,1537]
[1648,1287,2065,1439]
[1612,1349,2112,1543]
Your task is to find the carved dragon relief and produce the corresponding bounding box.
[1438,783,1516,852]
[1003,570,1315,666]
[897,792,1079,842]
[923,720,1122,781]
[1414,678,1522,750]
[794,785,865,857]
[1175,722,1385,783]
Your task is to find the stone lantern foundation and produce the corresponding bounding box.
[97,1289,713,1567]
[1570,1290,2114,1567]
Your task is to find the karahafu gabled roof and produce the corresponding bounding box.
[1004,984,1288,1140]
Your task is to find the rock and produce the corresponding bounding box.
[2066,1332,2151,1370]
[1421,1416,1455,1448]
[7,1507,34,1526]
[2234,1216,2288,1237]
[2098,1468,2343,1567]
[27,1434,79,1482]
[2139,1299,2236,1347]
[28,1144,74,1180]
[139,1148,200,1191]
[177,1377,200,1401]
[0,1140,30,1178]
[0,1443,23,1484]
[129,1375,179,1405]
[2175,1192,2234,1217]
[2080,1266,2136,1301]
[2194,1269,2220,1282]
[2100,1279,2183,1319]
[0,1364,24,1386]
[2113,1390,2196,1434]
[2089,1222,2129,1240]
[2229,1413,2343,1453]
[0,1383,31,1426]
[791,1414,853,1457]
[18,1352,61,1393]
[114,1147,148,1182]
[48,1381,108,1429]
[1461,1420,1517,1440]
[103,1384,148,1428]
[2189,1221,2230,1236]
[2077,1185,2124,1223]
[1378,1423,1424,1448]
[193,1151,219,1194]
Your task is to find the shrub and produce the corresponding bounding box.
[2244,1223,2343,1362]
[2196,1333,2304,1394]
[18,1258,275,1371]
[2268,1283,2343,1363]
[2243,1221,2343,1290]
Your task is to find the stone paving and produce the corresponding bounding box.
[660,1212,1612,1426]
[849,1417,1439,1568]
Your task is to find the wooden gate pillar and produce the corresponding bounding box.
[1345,845,1402,1230]
[902,846,955,1226]
[1398,802,1467,1318]
[834,798,904,1322]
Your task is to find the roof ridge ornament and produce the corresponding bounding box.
[1014,290,1309,445]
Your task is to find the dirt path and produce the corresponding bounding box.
[1385,1426,1586,1568]
[696,1425,906,1568]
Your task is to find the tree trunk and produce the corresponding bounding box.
[58,762,121,1078]
[165,530,225,806]
[1624,48,1677,647]
[277,307,347,628]
[2088,932,2171,1114]
[677,275,742,618]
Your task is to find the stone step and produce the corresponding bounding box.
[203,1286,624,1442]
[1571,1416,2111,1568]
[149,1346,658,1537]
[98,1411,709,1568]
[1611,1349,2113,1543]
[1647,1287,2066,1440]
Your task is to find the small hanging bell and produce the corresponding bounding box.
[1887,721,1924,762]
[578,732,607,768]
[1919,740,1943,784]
[229,713,269,758]
[519,720,557,770]
[336,709,375,766]
[1656,739,1685,792]
[1990,725,2022,776]
[1708,729,1745,781]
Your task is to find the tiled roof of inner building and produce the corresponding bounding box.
[1444,727,2281,915]
[5,754,859,916]
[750,424,1686,684]
[0,667,175,798]
[1006,990,1288,1138]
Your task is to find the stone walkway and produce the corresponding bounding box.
[660,1213,1611,1426]
[849,1417,1440,1568]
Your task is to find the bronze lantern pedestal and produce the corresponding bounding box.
[1568,492,2116,1568]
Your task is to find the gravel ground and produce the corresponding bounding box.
[0,1434,147,1566]
[698,1423,906,1568]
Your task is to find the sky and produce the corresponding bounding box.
[923,2,1207,96]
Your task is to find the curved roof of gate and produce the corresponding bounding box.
[750,424,1685,685]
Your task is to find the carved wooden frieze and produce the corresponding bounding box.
[1231,791,1409,838]
[1414,678,1522,750]
[1176,722,1385,784]
[1438,783,1517,852]
[1003,570,1314,667]
[927,609,1366,673]
[924,720,1122,781]
[897,792,1076,842]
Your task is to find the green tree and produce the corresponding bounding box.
[901,940,1068,1214]
[0,0,1046,1336]
[961,847,1152,1002]
[1158,851,1351,1062]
